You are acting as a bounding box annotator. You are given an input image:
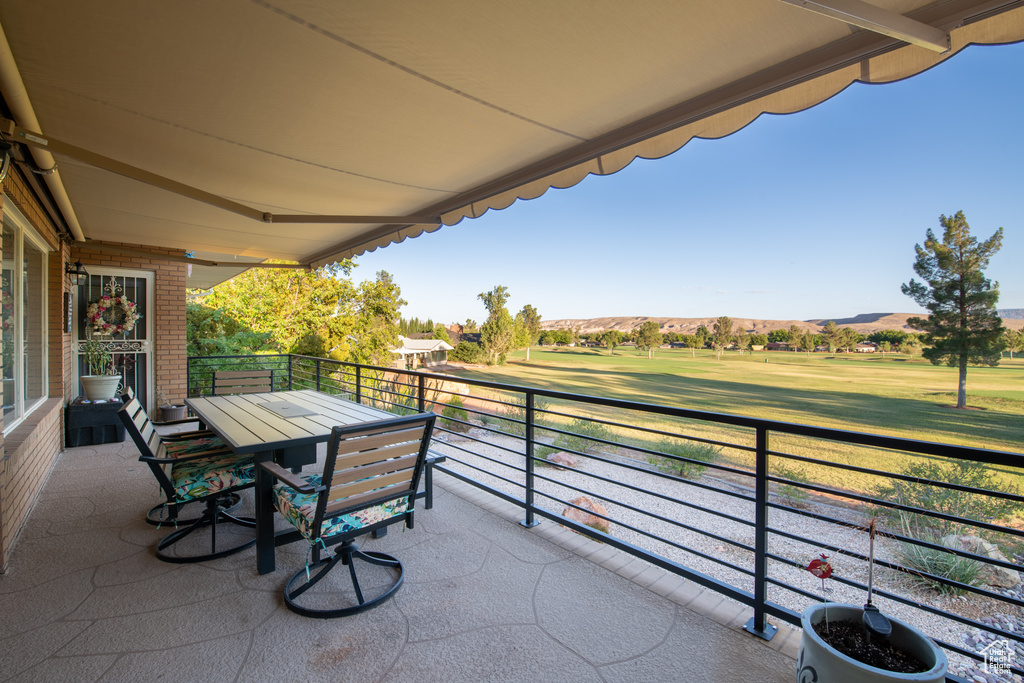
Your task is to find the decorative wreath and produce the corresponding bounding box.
[86,294,141,335]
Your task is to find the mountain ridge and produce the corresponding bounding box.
[540,312,1024,334]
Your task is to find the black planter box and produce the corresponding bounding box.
[66,397,127,447]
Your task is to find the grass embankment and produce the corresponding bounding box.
[447,347,1024,496]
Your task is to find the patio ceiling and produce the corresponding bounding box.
[0,1,1022,286]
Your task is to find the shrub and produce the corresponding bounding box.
[647,439,720,479]
[449,341,484,363]
[874,459,1024,539]
[532,418,610,466]
[874,459,1021,594]
[551,418,610,456]
[495,395,550,437]
[440,395,471,433]
[896,532,985,595]
[771,460,811,507]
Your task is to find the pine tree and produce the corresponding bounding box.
[901,211,1005,409]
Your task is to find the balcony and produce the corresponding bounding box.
[1,436,796,681]
[3,354,1020,681]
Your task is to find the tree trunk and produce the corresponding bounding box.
[526,346,530,361]
[957,357,968,409]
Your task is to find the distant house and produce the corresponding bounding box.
[855,342,878,353]
[766,342,790,351]
[391,336,455,369]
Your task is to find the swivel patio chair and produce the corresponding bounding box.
[119,388,236,526]
[118,395,258,563]
[262,413,436,618]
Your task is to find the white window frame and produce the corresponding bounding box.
[2,198,50,435]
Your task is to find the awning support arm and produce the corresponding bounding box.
[778,0,950,52]
[0,118,441,226]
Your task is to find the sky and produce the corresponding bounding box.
[354,41,1024,326]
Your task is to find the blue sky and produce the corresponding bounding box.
[355,41,1024,326]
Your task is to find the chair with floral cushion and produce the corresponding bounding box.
[119,388,238,527]
[261,413,436,618]
[118,395,257,563]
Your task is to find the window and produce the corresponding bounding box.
[2,199,49,432]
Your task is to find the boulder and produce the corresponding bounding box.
[941,534,1020,588]
[563,496,609,534]
[546,451,579,470]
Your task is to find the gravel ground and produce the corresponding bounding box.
[433,427,1023,682]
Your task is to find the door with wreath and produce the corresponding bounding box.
[74,269,153,410]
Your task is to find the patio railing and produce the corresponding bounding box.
[188,354,1024,680]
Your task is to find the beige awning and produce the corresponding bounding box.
[1,1,1021,273]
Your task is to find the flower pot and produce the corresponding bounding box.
[798,604,947,683]
[160,404,187,421]
[80,375,122,401]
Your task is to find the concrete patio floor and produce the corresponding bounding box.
[0,435,799,682]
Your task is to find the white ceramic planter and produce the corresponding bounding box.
[798,604,947,683]
[80,375,122,401]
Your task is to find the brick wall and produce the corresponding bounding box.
[0,167,188,572]
[0,167,63,573]
[70,243,188,406]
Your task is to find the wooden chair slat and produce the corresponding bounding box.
[327,468,415,503]
[334,426,427,455]
[332,453,418,486]
[213,370,273,379]
[333,441,422,469]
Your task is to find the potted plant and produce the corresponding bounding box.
[156,388,186,421]
[80,339,122,401]
[797,522,948,682]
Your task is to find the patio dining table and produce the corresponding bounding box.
[184,389,403,574]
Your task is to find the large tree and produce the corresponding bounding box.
[1005,328,1024,359]
[201,261,359,357]
[635,321,662,359]
[901,211,1006,409]
[600,329,624,355]
[821,321,841,354]
[478,285,515,364]
[712,316,733,359]
[351,271,407,366]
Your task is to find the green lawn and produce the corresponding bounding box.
[446,347,1024,495]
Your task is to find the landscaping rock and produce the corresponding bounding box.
[547,451,579,470]
[563,496,609,534]
[941,535,1020,588]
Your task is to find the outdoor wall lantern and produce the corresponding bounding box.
[65,260,90,286]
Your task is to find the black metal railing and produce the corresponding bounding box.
[188,354,1024,680]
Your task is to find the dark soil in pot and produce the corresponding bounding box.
[813,619,928,674]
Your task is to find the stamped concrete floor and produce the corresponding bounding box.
[0,436,799,682]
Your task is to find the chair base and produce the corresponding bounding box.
[283,540,404,619]
[145,493,242,527]
[155,496,256,564]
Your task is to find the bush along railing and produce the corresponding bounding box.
[187,354,1024,681]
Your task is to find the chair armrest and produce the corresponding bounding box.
[260,461,318,494]
[426,449,448,465]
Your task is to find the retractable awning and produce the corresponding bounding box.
[0,1,1021,284]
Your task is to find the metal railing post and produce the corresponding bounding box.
[520,391,540,528]
[418,374,426,413]
[186,360,192,398]
[355,366,362,404]
[287,354,294,390]
[315,358,321,392]
[744,426,777,640]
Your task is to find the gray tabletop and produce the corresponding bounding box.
[184,389,393,454]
